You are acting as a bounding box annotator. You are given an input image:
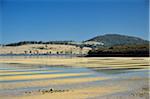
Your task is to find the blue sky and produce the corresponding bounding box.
[0,0,149,44]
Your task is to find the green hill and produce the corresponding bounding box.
[86,34,149,47]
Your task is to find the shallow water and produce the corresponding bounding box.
[0,57,149,99]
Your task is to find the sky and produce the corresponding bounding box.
[0,0,149,44]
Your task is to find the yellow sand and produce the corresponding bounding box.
[0,77,109,90]
[10,85,126,99]
[0,57,149,69]
[0,72,91,81]
[0,70,61,75]
[0,57,149,99]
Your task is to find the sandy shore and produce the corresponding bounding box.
[0,57,149,99]
[11,85,126,99]
[0,77,109,90]
[0,57,149,68]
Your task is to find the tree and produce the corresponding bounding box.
[79,45,84,55]
[56,51,59,54]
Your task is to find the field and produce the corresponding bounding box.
[0,44,91,55]
[0,57,149,99]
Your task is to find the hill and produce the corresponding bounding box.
[85,34,149,47]
[0,44,91,55]
[1,34,149,56]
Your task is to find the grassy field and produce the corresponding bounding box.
[0,44,91,55]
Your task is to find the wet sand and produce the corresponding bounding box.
[0,57,149,68]
[0,57,149,99]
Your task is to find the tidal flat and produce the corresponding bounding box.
[0,56,149,99]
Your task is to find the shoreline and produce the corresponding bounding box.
[0,53,149,57]
[0,57,149,69]
[0,57,149,99]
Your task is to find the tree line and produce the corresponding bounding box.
[87,44,149,57]
[4,41,75,46]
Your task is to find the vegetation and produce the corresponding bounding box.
[86,34,149,47]
[4,40,75,46]
[87,44,149,57]
[3,34,149,48]
[2,34,149,57]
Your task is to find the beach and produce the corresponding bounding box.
[1,0,149,98]
[0,57,149,99]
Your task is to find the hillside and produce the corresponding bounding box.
[0,44,91,55]
[1,34,149,56]
[85,34,149,47]
[87,44,149,57]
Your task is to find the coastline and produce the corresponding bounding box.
[0,56,149,68]
[0,57,149,99]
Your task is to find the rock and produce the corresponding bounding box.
[49,88,53,92]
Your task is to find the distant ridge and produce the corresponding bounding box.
[86,34,149,47]
[1,33,149,57]
[2,34,149,48]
